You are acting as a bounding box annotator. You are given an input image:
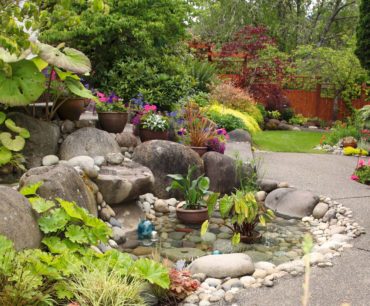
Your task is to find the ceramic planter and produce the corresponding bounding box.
[191,146,208,157]
[176,206,209,224]
[98,112,128,133]
[139,128,169,142]
[57,98,87,121]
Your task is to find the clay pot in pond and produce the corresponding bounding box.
[139,129,169,142]
[240,230,262,244]
[191,146,208,157]
[98,112,128,133]
[57,98,87,121]
[176,206,209,224]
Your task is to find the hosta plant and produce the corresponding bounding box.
[140,113,169,132]
[0,111,30,171]
[202,190,275,245]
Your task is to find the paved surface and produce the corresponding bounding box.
[219,151,370,306]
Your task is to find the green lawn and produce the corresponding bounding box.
[252,131,326,153]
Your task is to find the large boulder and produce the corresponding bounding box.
[265,188,319,219]
[59,127,121,160]
[0,186,42,250]
[19,164,97,216]
[189,253,255,278]
[95,161,154,205]
[132,140,204,198]
[228,129,252,143]
[7,112,60,168]
[202,152,252,194]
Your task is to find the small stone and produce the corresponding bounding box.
[42,155,59,166]
[222,278,243,291]
[132,246,154,256]
[112,226,126,244]
[323,209,336,222]
[277,182,289,188]
[209,295,221,302]
[198,293,211,301]
[205,278,222,287]
[90,245,103,254]
[81,165,99,179]
[98,242,112,253]
[201,232,217,244]
[263,279,274,287]
[99,206,116,221]
[312,202,329,219]
[255,190,267,202]
[96,192,103,204]
[108,239,118,248]
[192,273,206,282]
[93,156,105,166]
[109,217,122,228]
[199,300,210,306]
[166,198,178,206]
[61,120,76,133]
[68,155,95,169]
[184,294,199,304]
[254,261,276,271]
[253,269,267,279]
[168,232,186,240]
[105,152,124,165]
[240,276,256,287]
[258,179,278,192]
[224,292,235,303]
[154,199,169,213]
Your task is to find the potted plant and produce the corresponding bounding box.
[202,190,275,244]
[166,166,219,224]
[95,92,129,133]
[207,128,229,154]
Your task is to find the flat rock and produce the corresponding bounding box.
[189,253,255,278]
[59,127,120,160]
[95,162,154,205]
[265,188,319,219]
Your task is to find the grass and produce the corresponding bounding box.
[252,131,326,153]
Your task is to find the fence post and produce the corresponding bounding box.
[315,83,321,118]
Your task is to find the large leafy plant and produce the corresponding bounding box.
[0,112,30,170]
[202,190,275,245]
[166,166,219,210]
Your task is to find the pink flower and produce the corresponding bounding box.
[351,174,359,181]
[358,159,366,168]
[143,104,157,113]
[97,91,108,102]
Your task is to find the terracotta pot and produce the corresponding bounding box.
[57,98,86,121]
[240,230,262,244]
[139,128,169,142]
[191,146,208,157]
[176,206,209,224]
[98,112,128,133]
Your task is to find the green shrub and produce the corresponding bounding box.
[256,103,267,120]
[324,121,362,145]
[289,114,308,126]
[189,60,218,92]
[206,111,247,131]
[280,107,295,121]
[188,92,210,107]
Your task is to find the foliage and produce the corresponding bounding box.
[358,105,370,129]
[187,92,210,107]
[205,111,246,132]
[266,110,281,120]
[256,103,267,120]
[67,264,147,306]
[207,104,261,134]
[0,112,29,170]
[343,147,368,156]
[289,114,308,126]
[202,190,274,245]
[356,0,370,71]
[94,92,127,113]
[351,159,370,184]
[210,82,263,123]
[280,107,295,122]
[324,121,362,145]
[141,113,170,132]
[189,60,218,92]
[253,131,325,153]
[166,165,219,210]
[168,269,200,301]
[292,44,368,119]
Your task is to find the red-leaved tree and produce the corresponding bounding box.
[220,25,293,112]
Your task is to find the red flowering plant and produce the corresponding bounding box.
[168,268,200,301]
[351,159,370,185]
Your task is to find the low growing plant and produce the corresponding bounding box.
[205,111,246,131]
[289,114,308,126]
[351,159,370,185]
[166,166,219,210]
[343,147,368,156]
[141,113,170,132]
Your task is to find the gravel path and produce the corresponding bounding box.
[220,151,370,306]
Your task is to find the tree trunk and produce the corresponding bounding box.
[332,92,341,121]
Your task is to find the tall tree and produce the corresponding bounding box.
[355,0,370,71]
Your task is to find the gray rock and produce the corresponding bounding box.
[228,129,252,143]
[265,188,319,219]
[132,140,204,198]
[189,253,255,278]
[0,186,42,250]
[42,155,59,166]
[202,151,252,194]
[81,166,99,179]
[105,152,124,165]
[213,239,249,254]
[19,164,97,216]
[204,278,222,287]
[59,127,120,160]
[112,226,126,244]
[258,179,278,193]
[277,259,304,273]
[93,156,105,166]
[99,206,116,221]
[61,120,76,134]
[312,202,329,219]
[95,162,154,205]
[116,132,138,148]
[7,112,60,168]
[154,199,169,213]
[109,217,122,228]
[161,248,206,261]
[222,278,243,291]
[255,191,267,202]
[67,155,95,169]
[323,208,337,222]
[265,119,281,130]
[201,232,217,244]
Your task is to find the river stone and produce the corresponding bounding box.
[116,132,138,148]
[95,162,154,205]
[19,164,97,216]
[0,186,42,250]
[201,232,217,244]
[245,251,273,262]
[202,152,252,194]
[265,188,319,219]
[257,179,278,193]
[7,112,60,168]
[42,155,59,166]
[312,202,329,219]
[189,253,255,278]
[161,248,206,261]
[132,140,204,198]
[59,127,121,160]
[67,155,95,169]
[228,129,252,143]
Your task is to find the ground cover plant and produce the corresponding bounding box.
[253,131,325,153]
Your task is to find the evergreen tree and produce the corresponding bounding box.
[356,0,370,71]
